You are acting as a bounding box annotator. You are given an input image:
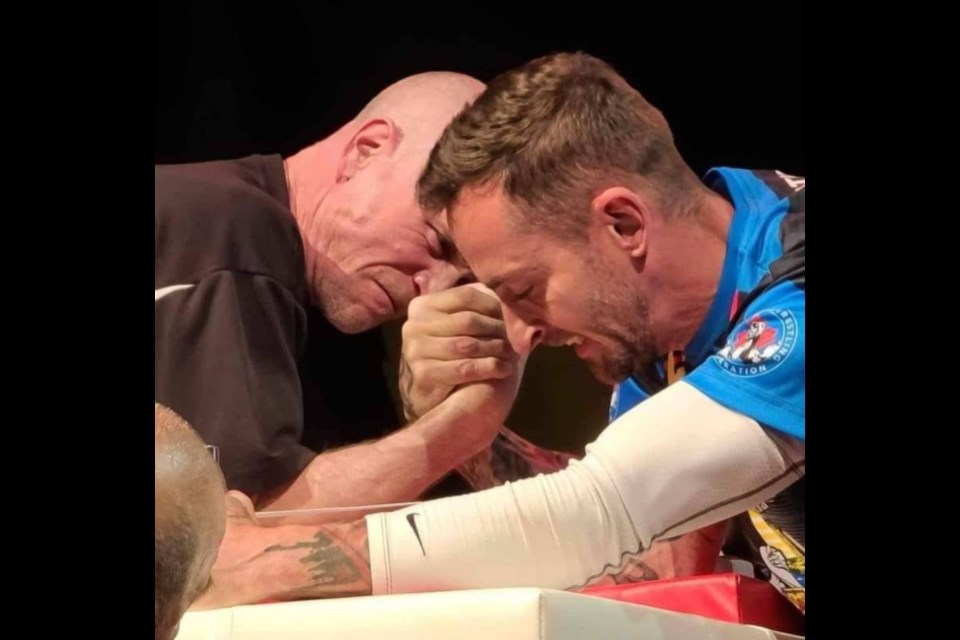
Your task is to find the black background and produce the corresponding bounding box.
[155,1,804,176]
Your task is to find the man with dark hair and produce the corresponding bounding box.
[195,52,805,614]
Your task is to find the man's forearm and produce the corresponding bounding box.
[456,427,725,584]
[197,519,373,608]
[261,399,498,511]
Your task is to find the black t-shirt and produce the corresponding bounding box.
[155,154,401,495]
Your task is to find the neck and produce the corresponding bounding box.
[651,190,735,353]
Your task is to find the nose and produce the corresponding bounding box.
[414,261,473,295]
[501,304,545,355]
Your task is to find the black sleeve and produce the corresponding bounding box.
[155,269,315,495]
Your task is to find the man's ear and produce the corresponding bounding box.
[591,186,649,259]
[336,117,399,183]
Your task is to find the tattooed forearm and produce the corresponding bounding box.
[266,533,361,587]
[458,427,577,490]
[262,520,371,599]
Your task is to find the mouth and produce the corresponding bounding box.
[546,334,584,348]
[562,336,595,361]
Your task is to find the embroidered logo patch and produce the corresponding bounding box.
[715,309,798,377]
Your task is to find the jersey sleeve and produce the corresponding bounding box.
[684,281,805,440]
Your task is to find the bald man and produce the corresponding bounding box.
[155,403,229,640]
[156,72,561,514]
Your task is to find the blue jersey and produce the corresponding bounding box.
[609,167,805,441]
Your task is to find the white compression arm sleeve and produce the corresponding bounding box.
[365,381,805,594]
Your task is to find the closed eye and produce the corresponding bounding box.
[505,285,534,303]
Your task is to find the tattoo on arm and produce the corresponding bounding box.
[262,520,371,598]
[457,447,498,489]
[458,427,577,490]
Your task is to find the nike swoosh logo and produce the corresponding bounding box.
[155,284,195,302]
[406,513,426,556]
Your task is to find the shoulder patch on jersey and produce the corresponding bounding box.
[715,309,799,377]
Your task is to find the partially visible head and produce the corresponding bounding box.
[155,404,226,640]
[417,52,708,384]
[295,72,485,334]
